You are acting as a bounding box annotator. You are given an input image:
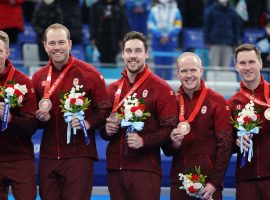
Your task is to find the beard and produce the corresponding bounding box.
[126,62,145,74]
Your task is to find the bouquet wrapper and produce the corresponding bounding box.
[237,126,259,167]
[64,111,90,145]
[121,120,144,154]
[1,96,11,131]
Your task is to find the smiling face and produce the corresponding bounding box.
[43,28,72,69]
[122,39,149,74]
[235,50,262,88]
[0,40,9,73]
[177,54,203,97]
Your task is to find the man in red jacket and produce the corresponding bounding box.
[0,30,37,200]
[228,44,270,200]
[31,23,111,200]
[104,31,178,200]
[165,52,233,200]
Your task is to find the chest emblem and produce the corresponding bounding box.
[41,81,46,87]
[201,106,207,114]
[73,78,79,86]
[236,104,242,110]
[142,90,148,98]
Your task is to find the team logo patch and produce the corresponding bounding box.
[226,106,230,111]
[142,90,148,98]
[115,89,121,96]
[201,106,207,114]
[73,78,79,86]
[236,104,242,110]
[41,81,46,87]
[100,75,104,80]
[170,90,174,96]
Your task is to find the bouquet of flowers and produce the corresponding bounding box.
[0,80,28,131]
[231,100,261,167]
[179,166,207,198]
[60,82,91,145]
[118,93,151,133]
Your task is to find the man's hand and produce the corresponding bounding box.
[105,117,119,136]
[199,183,216,200]
[236,134,253,152]
[35,109,51,122]
[127,133,143,149]
[170,128,185,149]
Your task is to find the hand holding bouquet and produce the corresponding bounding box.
[0,80,28,131]
[118,93,150,133]
[179,166,207,198]
[231,100,261,167]
[60,82,91,145]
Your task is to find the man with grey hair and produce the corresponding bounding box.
[163,52,233,200]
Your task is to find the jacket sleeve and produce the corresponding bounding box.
[207,98,233,188]
[8,76,38,137]
[141,86,178,148]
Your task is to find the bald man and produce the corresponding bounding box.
[163,52,233,200]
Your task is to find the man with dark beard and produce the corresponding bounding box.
[102,31,178,200]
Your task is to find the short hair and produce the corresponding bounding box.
[43,23,70,42]
[234,43,261,63]
[122,31,149,52]
[177,52,202,69]
[0,30,9,49]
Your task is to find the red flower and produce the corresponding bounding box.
[130,106,138,112]
[70,98,76,105]
[78,96,84,101]
[14,89,23,97]
[244,116,251,124]
[188,186,197,193]
[6,84,14,89]
[138,104,145,111]
[191,174,199,182]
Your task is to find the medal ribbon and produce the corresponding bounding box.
[43,57,74,99]
[112,67,151,112]
[240,80,270,107]
[179,86,208,123]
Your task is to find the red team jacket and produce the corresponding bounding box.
[31,55,111,160]
[0,59,37,161]
[103,66,178,176]
[228,77,270,182]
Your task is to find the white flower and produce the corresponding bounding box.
[14,84,27,95]
[134,109,143,117]
[75,98,84,106]
[5,87,14,96]
[124,109,133,121]
[17,95,23,104]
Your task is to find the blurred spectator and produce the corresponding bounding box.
[126,0,151,35]
[60,0,83,44]
[0,0,24,43]
[89,0,129,65]
[256,19,270,68]
[148,0,182,80]
[234,0,267,28]
[204,0,241,67]
[23,0,36,23]
[177,0,204,27]
[32,0,63,62]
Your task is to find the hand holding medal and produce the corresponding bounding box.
[38,98,52,112]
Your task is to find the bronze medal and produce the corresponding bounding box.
[39,98,52,112]
[177,121,191,135]
[264,108,270,120]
